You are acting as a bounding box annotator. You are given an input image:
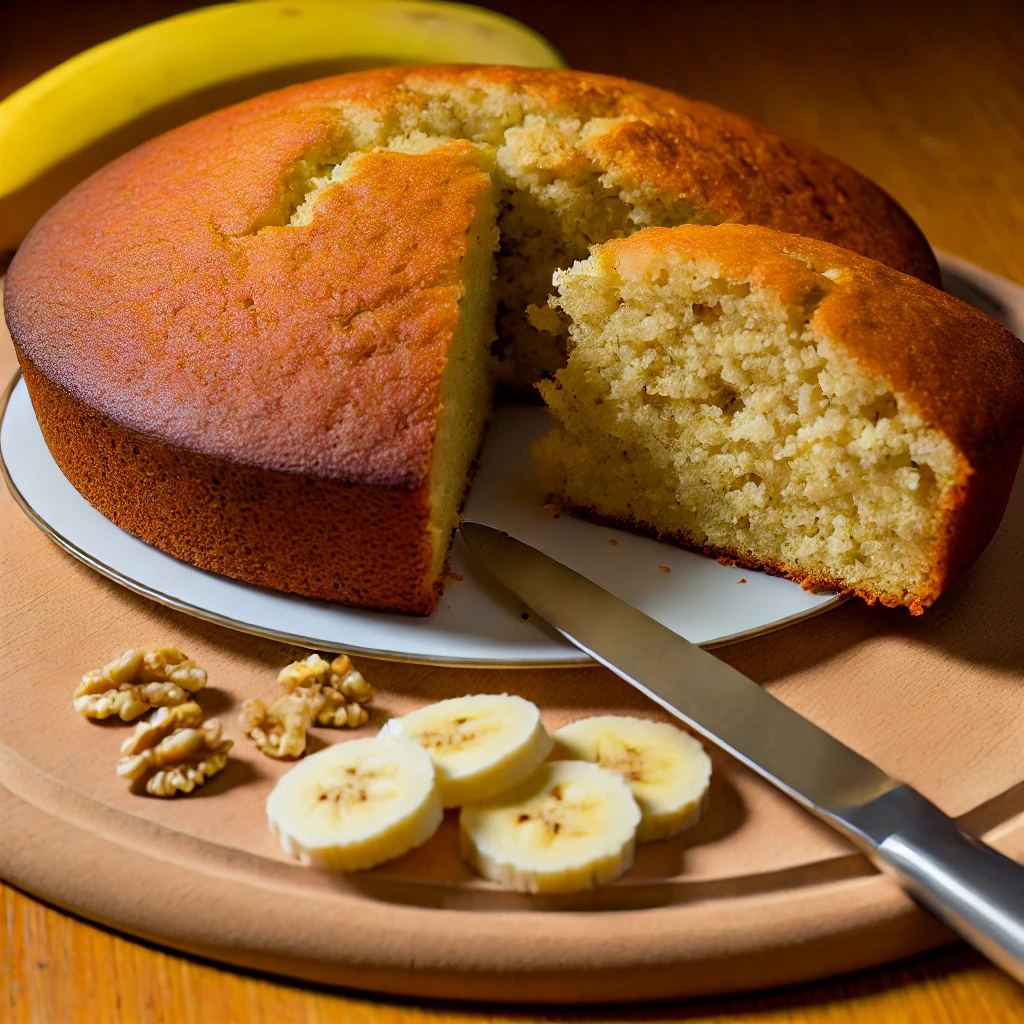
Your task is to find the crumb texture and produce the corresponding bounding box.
[535,225,1024,612]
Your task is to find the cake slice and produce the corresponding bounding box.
[534,225,1024,613]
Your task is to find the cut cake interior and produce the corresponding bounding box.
[533,225,1024,613]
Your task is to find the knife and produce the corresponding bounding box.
[460,521,1024,983]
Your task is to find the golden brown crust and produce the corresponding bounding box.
[260,65,939,283]
[276,66,937,279]
[7,138,490,486]
[921,432,1023,611]
[18,358,441,614]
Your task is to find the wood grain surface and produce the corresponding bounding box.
[3,0,1024,1019]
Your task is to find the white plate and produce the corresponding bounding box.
[2,252,1018,667]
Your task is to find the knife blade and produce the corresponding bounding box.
[460,521,1024,982]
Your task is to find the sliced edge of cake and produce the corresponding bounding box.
[534,224,1024,613]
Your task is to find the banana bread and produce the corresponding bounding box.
[5,67,942,613]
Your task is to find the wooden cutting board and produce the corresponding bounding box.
[1,326,1023,1004]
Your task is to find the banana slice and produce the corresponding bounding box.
[266,737,442,871]
[380,694,553,808]
[459,760,641,893]
[553,716,712,843]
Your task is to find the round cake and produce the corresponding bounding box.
[5,66,942,614]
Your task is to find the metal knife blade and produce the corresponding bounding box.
[460,521,1024,981]
[460,520,897,821]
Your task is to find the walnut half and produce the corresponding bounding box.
[117,701,232,797]
[277,653,372,728]
[242,694,310,759]
[75,646,207,722]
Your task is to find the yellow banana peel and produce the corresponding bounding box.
[0,0,564,252]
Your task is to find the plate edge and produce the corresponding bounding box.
[0,370,847,665]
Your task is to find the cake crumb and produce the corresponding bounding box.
[658,565,671,573]
[738,578,748,584]
[537,503,561,519]
[608,538,618,546]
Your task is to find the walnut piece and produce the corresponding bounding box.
[276,653,372,729]
[308,688,370,729]
[276,653,332,692]
[242,694,310,759]
[117,701,232,797]
[75,645,207,721]
[328,654,374,704]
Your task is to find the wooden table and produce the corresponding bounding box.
[2,1,1024,1019]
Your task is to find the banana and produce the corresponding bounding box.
[0,0,564,252]
[379,694,553,808]
[459,760,641,894]
[266,736,442,870]
[552,716,712,843]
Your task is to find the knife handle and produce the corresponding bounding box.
[847,787,1024,983]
